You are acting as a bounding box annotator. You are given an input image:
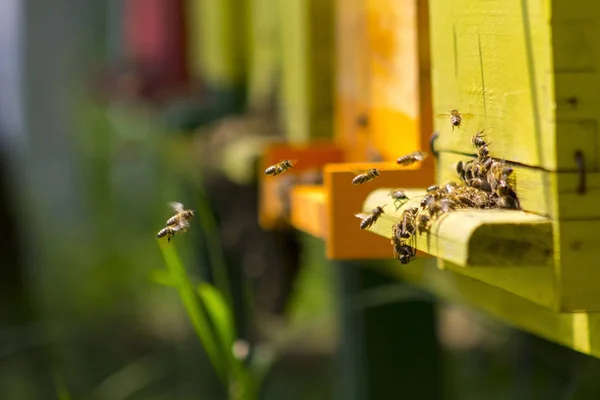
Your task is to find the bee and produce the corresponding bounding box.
[471,130,488,148]
[389,189,409,202]
[444,182,459,194]
[469,178,492,192]
[420,193,435,209]
[456,160,475,182]
[427,185,440,192]
[392,239,417,264]
[356,205,386,230]
[488,161,514,190]
[436,109,473,131]
[400,207,418,237]
[477,145,490,160]
[396,151,427,166]
[389,189,409,209]
[494,194,521,210]
[417,213,431,235]
[165,202,195,228]
[157,220,190,243]
[265,159,296,176]
[428,198,457,217]
[352,168,381,185]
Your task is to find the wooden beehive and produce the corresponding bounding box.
[353,0,600,313]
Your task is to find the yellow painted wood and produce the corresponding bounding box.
[187,0,246,86]
[361,189,554,268]
[428,0,600,173]
[246,0,280,109]
[364,0,426,162]
[278,0,334,142]
[378,261,600,359]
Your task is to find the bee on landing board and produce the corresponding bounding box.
[436,109,473,131]
[396,151,427,166]
[355,205,386,230]
[352,168,381,185]
[265,159,296,176]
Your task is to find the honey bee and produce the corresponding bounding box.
[444,182,459,194]
[396,151,427,166]
[356,205,386,230]
[389,189,409,201]
[436,109,473,131]
[420,193,435,209]
[494,193,521,210]
[165,202,195,228]
[400,207,418,237]
[488,161,514,190]
[427,185,440,192]
[471,130,488,148]
[265,159,296,176]
[469,177,492,192]
[394,241,417,265]
[352,168,381,185]
[428,198,457,217]
[157,220,190,243]
[417,213,431,235]
[477,145,490,160]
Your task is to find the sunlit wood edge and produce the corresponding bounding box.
[359,188,554,268]
[290,185,327,238]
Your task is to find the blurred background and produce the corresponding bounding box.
[1,1,600,399]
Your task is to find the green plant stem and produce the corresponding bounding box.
[158,240,228,385]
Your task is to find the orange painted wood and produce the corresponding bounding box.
[323,162,433,259]
[290,186,328,238]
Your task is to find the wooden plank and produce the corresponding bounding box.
[360,188,554,268]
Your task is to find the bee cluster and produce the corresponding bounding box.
[385,130,521,264]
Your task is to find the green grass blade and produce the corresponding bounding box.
[157,240,228,384]
[197,282,236,352]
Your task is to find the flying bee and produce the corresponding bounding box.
[165,202,195,228]
[396,151,427,166]
[356,205,386,230]
[471,130,488,148]
[265,159,296,176]
[157,220,190,243]
[436,109,474,131]
[352,168,381,185]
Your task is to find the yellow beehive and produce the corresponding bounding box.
[356,0,600,314]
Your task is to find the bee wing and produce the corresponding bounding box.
[461,113,475,118]
[354,213,370,219]
[435,113,450,118]
[288,159,298,166]
[169,202,185,213]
